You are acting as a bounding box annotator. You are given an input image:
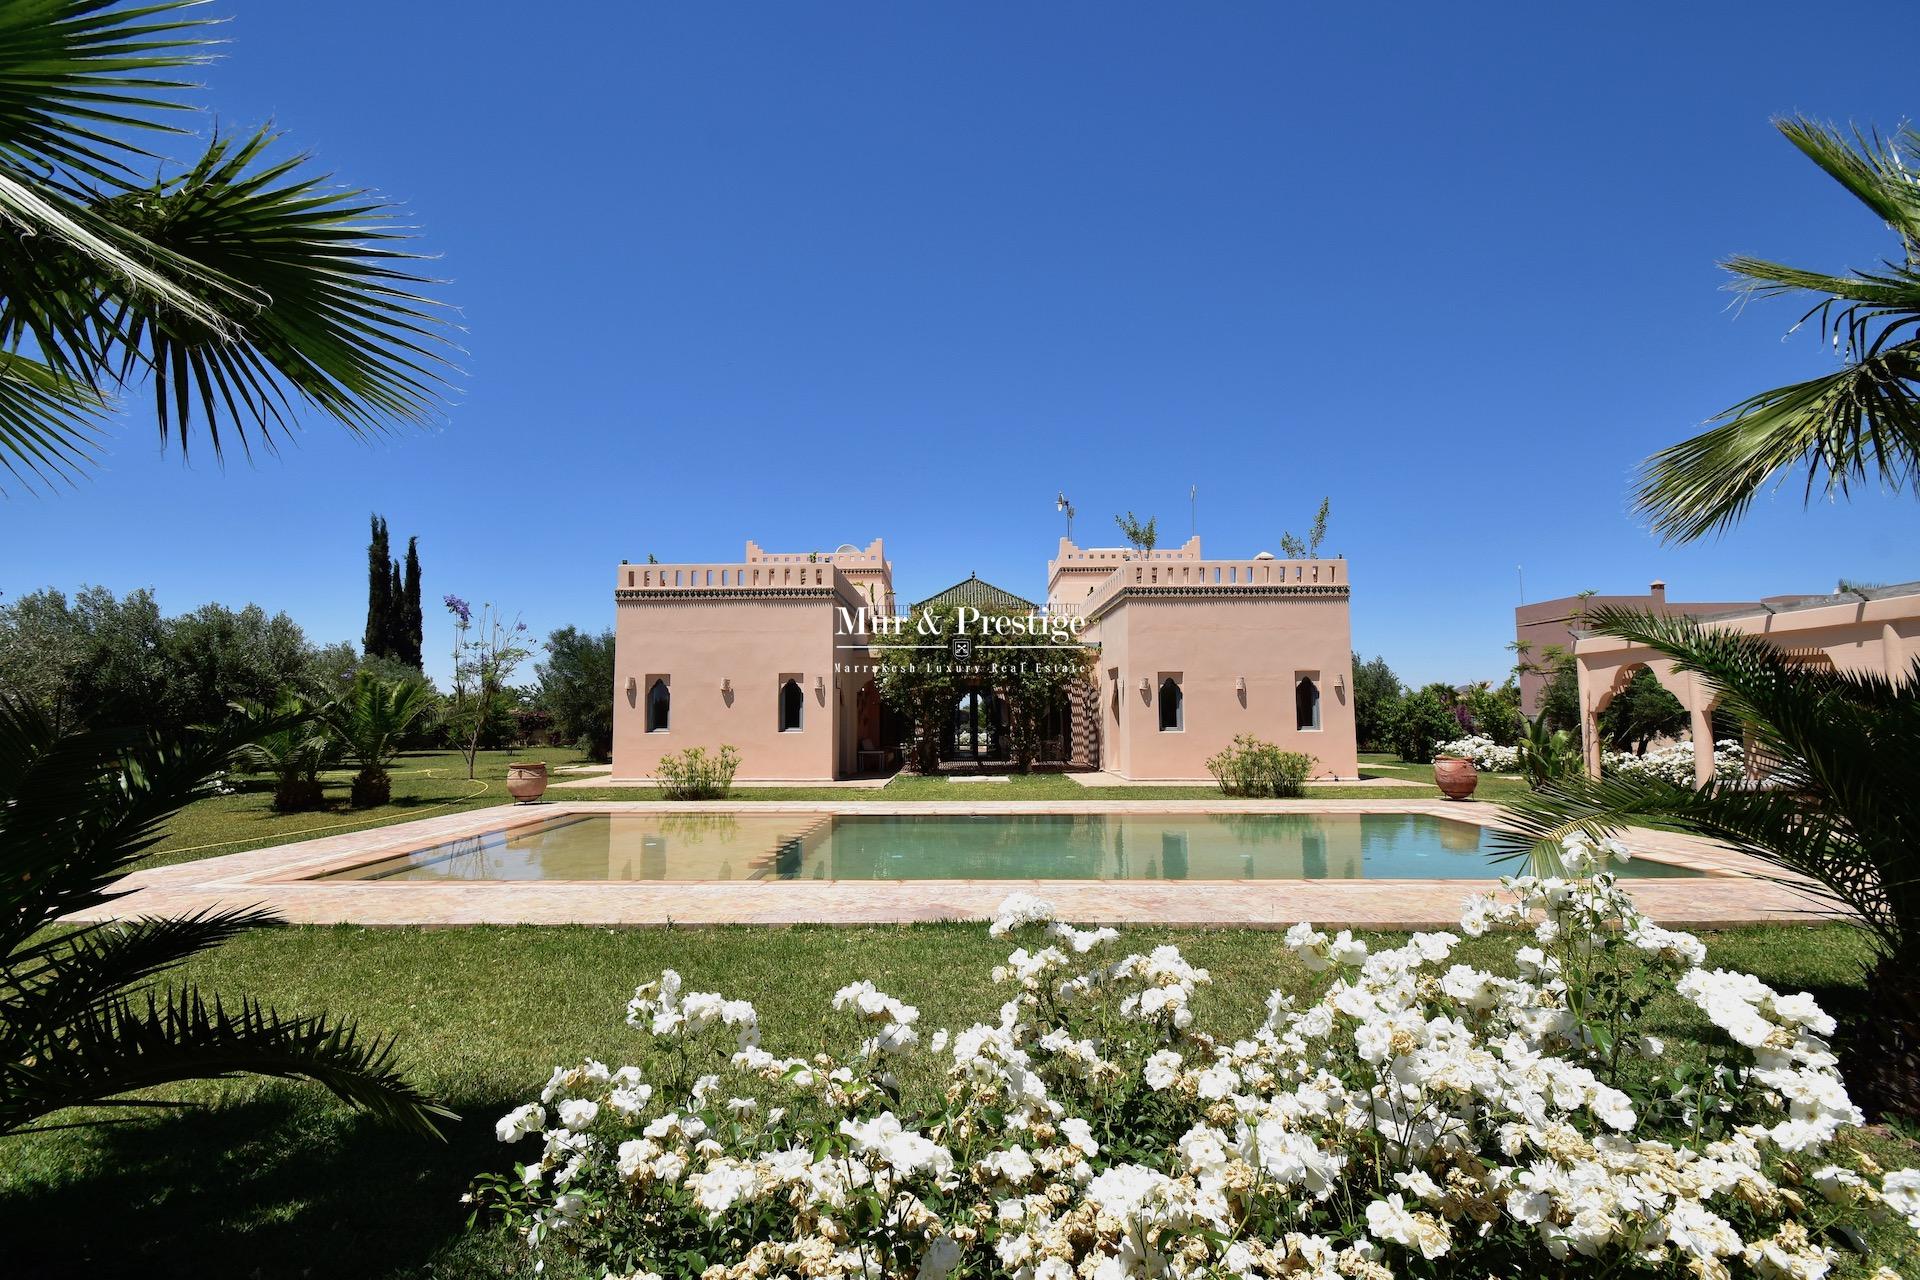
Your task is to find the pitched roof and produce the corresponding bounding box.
[913,573,1037,615]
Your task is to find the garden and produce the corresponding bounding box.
[5,4,1920,1279]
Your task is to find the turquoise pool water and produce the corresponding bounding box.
[321,812,1700,883]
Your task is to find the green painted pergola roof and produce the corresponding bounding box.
[913,573,1038,615]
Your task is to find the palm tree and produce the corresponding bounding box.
[1514,711,1579,791]
[0,0,454,490]
[230,695,339,811]
[324,674,434,807]
[0,696,449,1137]
[1636,118,1920,541]
[1495,606,1920,1109]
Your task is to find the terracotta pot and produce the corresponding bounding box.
[1432,756,1478,801]
[506,760,549,804]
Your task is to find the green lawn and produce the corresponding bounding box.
[43,745,1821,1278]
[139,749,1508,873]
[2,918,1910,1278]
[135,746,596,871]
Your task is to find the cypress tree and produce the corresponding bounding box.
[388,557,404,657]
[401,536,423,668]
[363,515,391,657]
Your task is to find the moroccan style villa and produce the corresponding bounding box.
[611,537,1359,782]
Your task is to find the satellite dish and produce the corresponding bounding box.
[1254,550,1276,560]
[833,543,861,559]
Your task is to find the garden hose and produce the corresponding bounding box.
[153,770,493,859]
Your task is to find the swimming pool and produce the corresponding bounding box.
[316,812,1700,883]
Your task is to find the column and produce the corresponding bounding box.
[1690,702,1714,789]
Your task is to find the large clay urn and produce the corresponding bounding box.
[506,760,549,804]
[1432,755,1478,801]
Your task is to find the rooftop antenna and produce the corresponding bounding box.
[1517,564,1526,605]
[1189,484,1197,538]
[1055,491,1075,541]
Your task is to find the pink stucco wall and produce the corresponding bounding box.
[1087,588,1357,780]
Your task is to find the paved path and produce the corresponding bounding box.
[70,799,1833,930]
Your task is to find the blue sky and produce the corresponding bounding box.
[4,1,1915,688]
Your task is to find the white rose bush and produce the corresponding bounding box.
[1432,736,1520,772]
[470,834,1918,1279]
[1603,740,1747,787]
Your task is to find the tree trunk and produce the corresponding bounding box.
[350,767,391,808]
[1834,957,1920,1120]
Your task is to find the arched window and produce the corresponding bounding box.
[646,678,670,733]
[1295,675,1321,731]
[1158,677,1182,731]
[779,678,805,732]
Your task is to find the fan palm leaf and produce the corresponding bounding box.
[0,693,448,1137]
[1636,118,1920,541]
[0,0,457,488]
[3,985,449,1138]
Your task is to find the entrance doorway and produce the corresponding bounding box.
[945,688,1008,764]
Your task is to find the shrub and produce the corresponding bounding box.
[654,745,741,799]
[1350,652,1402,752]
[1463,680,1522,745]
[1388,686,1459,762]
[1204,735,1315,796]
[470,833,1920,1279]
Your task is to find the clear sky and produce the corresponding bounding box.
[4,1,1915,689]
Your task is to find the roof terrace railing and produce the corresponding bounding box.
[1077,558,1346,619]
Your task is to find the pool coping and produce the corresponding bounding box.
[67,800,1837,930]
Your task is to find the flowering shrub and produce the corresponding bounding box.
[472,835,1918,1279]
[654,745,742,799]
[1432,735,1520,772]
[1604,739,1746,786]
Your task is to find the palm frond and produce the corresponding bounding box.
[1771,117,1920,252]
[1633,344,1920,541]
[0,0,217,182]
[0,695,277,953]
[0,984,453,1138]
[1635,117,1920,542]
[1,905,275,1035]
[1496,610,1920,966]
[90,128,459,461]
[0,347,104,486]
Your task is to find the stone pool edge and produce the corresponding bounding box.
[66,800,1829,930]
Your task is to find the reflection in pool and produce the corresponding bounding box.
[318,813,1702,883]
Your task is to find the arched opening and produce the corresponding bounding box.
[646,678,670,733]
[1594,663,1686,756]
[1295,675,1320,730]
[779,678,804,732]
[1158,677,1182,731]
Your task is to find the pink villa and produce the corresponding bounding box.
[611,537,1359,782]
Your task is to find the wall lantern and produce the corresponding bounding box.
[1235,676,1246,693]
[722,678,732,695]
[816,675,826,695]
[1139,677,1151,694]
[1335,672,1347,694]
[625,676,637,697]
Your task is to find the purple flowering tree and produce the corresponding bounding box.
[444,595,533,780]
